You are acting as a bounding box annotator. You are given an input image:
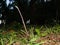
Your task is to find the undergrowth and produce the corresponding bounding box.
[0,24,60,45]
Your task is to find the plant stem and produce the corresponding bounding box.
[15,6,28,36]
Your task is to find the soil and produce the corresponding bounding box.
[35,33,60,45]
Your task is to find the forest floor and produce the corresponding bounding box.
[5,30,60,45]
[0,23,60,45]
[36,33,60,45]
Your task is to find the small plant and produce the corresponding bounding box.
[15,6,29,37]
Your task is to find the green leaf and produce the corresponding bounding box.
[30,38,37,42]
[35,28,41,36]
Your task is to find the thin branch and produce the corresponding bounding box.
[15,6,29,35]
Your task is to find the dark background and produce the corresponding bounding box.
[0,0,60,25]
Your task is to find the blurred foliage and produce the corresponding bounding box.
[0,23,60,45]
